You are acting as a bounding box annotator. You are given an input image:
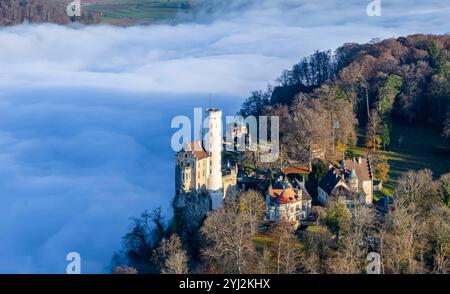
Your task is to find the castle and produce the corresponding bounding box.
[174,109,238,220]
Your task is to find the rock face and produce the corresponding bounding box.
[0,0,99,25]
[173,190,211,235]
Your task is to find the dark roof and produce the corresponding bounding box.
[318,168,345,195]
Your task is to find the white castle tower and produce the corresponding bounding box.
[206,108,223,210]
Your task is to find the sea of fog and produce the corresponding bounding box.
[1,0,448,274]
[0,87,241,273]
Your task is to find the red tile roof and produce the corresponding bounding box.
[186,141,209,160]
[269,185,298,204]
[283,165,310,175]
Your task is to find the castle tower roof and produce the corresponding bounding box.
[350,168,358,179]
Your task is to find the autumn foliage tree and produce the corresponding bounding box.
[372,154,390,183]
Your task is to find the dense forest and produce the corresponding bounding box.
[111,35,450,274]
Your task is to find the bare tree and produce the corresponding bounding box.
[302,250,321,274]
[256,247,274,274]
[155,234,189,274]
[200,198,257,274]
[301,226,334,274]
[381,201,426,274]
[366,108,383,151]
[239,190,265,236]
[396,169,439,210]
[311,206,326,226]
[428,206,450,274]
[269,221,302,274]
[380,170,450,274]
[285,96,331,161]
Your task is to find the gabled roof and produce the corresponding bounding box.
[283,165,310,175]
[318,168,346,195]
[184,141,209,160]
[343,158,372,181]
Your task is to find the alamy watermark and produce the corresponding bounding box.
[367,0,382,17]
[366,252,381,274]
[66,251,81,274]
[171,108,280,163]
[66,0,81,17]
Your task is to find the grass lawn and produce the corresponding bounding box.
[387,120,450,179]
[305,225,327,234]
[252,236,273,249]
[356,120,450,198]
[83,0,192,24]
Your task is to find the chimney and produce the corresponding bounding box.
[341,159,346,172]
[358,156,362,164]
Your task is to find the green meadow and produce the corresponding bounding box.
[83,0,193,24]
[356,121,450,199]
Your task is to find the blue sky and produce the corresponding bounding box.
[0,0,449,273]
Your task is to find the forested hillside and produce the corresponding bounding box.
[240,34,450,165]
